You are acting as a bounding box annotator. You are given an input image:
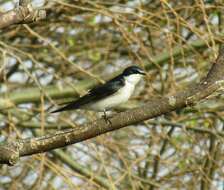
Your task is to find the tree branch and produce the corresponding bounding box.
[0,45,224,165]
[0,3,46,29]
[52,150,112,189]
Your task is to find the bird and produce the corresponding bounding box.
[51,66,146,118]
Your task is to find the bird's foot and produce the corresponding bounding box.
[102,111,112,125]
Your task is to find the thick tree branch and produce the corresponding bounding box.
[0,44,224,165]
[0,3,46,29]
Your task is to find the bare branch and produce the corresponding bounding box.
[0,3,46,29]
[19,0,31,7]
[52,150,113,189]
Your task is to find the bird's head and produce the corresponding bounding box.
[122,66,146,85]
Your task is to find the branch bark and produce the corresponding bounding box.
[0,3,46,29]
[0,45,224,165]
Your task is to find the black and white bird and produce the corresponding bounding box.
[51,66,145,114]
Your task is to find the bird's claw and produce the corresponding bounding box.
[102,111,112,125]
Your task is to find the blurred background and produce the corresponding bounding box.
[0,0,224,189]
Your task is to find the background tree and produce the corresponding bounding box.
[0,0,224,189]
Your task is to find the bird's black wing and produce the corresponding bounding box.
[51,76,125,113]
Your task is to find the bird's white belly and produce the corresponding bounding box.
[88,82,135,111]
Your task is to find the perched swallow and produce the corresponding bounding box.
[51,66,145,114]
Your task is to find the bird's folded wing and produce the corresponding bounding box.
[51,78,125,113]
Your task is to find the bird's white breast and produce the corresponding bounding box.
[88,74,142,111]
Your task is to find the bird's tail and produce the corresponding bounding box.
[51,94,91,113]
[50,102,79,113]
